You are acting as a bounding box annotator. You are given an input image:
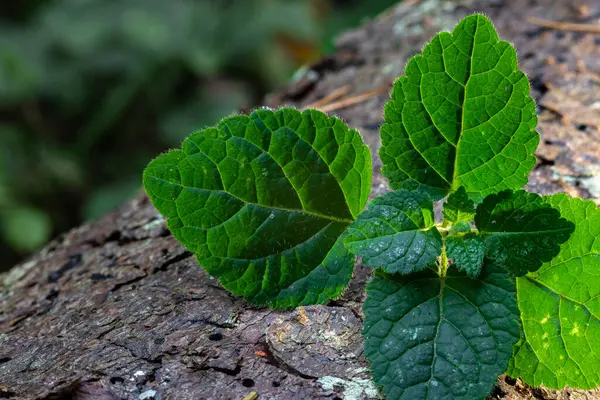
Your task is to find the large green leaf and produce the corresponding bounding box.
[363,263,520,399]
[475,190,574,276]
[344,190,442,274]
[379,14,538,200]
[508,195,600,389]
[143,107,372,307]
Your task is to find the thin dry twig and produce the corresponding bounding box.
[309,86,390,113]
[528,16,600,33]
[305,85,351,109]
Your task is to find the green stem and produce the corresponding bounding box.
[439,244,449,277]
[438,227,449,277]
[435,223,479,235]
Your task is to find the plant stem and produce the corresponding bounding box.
[439,244,449,277]
[437,227,449,277]
[435,223,479,235]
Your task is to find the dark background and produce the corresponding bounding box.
[0,0,398,271]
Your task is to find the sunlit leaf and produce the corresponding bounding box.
[508,194,600,389]
[379,14,538,201]
[143,107,371,307]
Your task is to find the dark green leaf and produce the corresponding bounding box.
[447,233,485,278]
[443,186,475,226]
[379,14,538,201]
[451,221,472,233]
[143,107,372,307]
[363,263,519,399]
[475,190,574,276]
[272,231,354,308]
[344,190,442,274]
[508,194,600,389]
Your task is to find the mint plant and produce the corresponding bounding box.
[143,14,600,400]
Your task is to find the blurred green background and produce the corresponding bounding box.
[0,0,397,271]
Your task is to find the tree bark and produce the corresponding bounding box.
[2,0,599,399]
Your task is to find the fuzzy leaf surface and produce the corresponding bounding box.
[379,14,538,200]
[143,107,372,307]
[363,264,520,399]
[443,186,475,226]
[508,195,600,389]
[345,190,442,274]
[475,190,574,276]
[447,233,485,278]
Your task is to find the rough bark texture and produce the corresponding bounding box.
[1,0,600,399]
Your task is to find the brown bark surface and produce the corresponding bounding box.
[1,0,600,399]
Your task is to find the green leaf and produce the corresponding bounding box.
[379,14,538,201]
[443,186,475,226]
[508,194,600,389]
[272,231,354,308]
[363,263,520,399]
[1,206,51,252]
[475,190,574,276]
[143,107,372,307]
[447,233,485,278]
[451,221,472,233]
[344,190,442,274]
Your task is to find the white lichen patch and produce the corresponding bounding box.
[141,216,165,231]
[551,169,600,203]
[139,389,156,399]
[3,259,37,288]
[580,175,600,199]
[318,376,383,400]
